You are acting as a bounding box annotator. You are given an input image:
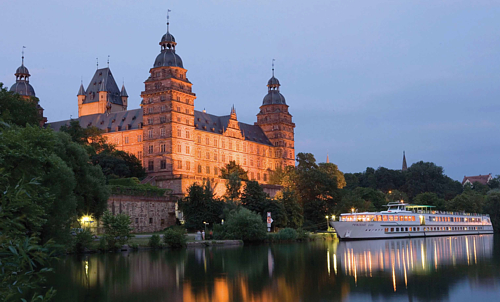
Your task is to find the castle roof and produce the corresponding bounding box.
[194,110,273,146]
[83,67,123,105]
[48,109,142,132]
[10,81,36,97]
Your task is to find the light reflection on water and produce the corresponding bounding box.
[49,235,500,302]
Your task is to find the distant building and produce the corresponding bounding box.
[49,21,295,197]
[462,174,492,186]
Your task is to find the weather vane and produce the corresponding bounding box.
[167,9,171,32]
[96,58,99,70]
[107,55,110,68]
[22,46,26,65]
[272,59,275,77]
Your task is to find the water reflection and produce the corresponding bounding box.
[49,235,500,302]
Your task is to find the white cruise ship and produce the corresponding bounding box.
[330,202,494,240]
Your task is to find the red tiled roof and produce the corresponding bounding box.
[462,174,492,185]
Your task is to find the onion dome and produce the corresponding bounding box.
[262,75,286,105]
[10,82,36,97]
[10,55,36,97]
[154,17,183,68]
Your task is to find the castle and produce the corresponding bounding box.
[42,21,296,197]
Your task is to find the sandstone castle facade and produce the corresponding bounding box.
[43,23,296,196]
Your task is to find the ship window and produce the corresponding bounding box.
[400,215,404,221]
[405,227,408,232]
[377,215,382,221]
[396,228,399,232]
[394,216,399,221]
[411,216,415,221]
[383,215,388,221]
[385,228,388,233]
[409,227,412,231]
[389,215,394,221]
[390,228,394,232]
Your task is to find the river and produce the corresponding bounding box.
[48,234,500,301]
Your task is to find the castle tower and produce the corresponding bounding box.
[140,17,196,179]
[9,51,46,126]
[78,67,127,117]
[255,67,295,167]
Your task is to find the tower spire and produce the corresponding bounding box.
[22,46,26,65]
[167,9,171,33]
[272,59,275,77]
[402,151,408,171]
[107,55,110,68]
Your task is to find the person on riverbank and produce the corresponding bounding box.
[195,230,202,241]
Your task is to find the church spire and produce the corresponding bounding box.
[326,154,330,163]
[402,151,408,171]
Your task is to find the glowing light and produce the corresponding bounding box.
[327,250,331,276]
[351,208,355,213]
[333,253,337,275]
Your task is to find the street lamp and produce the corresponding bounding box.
[203,221,208,238]
[325,215,329,231]
[332,215,336,221]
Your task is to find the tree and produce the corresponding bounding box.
[225,172,242,201]
[319,162,346,189]
[386,189,408,204]
[277,189,303,229]
[374,167,405,192]
[488,176,500,190]
[0,83,42,127]
[60,119,146,179]
[221,161,249,180]
[403,161,462,200]
[179,182,224,231]
[413,192,445,210]
[241,181,287,228]
[0,125,109,243]
[446,191,484,214]
[101,211,133,248]
[484,191,500,232]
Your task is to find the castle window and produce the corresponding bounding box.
[236,143,240,151]
[185,130,190,138]
[160,160,166,170]
[214,153,217,161]
[161,105,166,112]
[244,157,247,165]
[222,140,225,148]
[198,165,202,173]
[222,154,225,162]
[148,118,153,125]
[229,155,233,162]
[229,141,233,149]
[214,140,218,147]
[177,160,182,169]
[148,130,153,139]
[160,116,166,123]
[206,152,210,159]
[250,158,254,166]
[149,107,153,114]
[197,149,201,158]
[186,146,190,154]
[206,137,209,145]
[177,106,181,112]
[177,128,181,137]
[251,172,254,180]
[185,119,189,125]
[257,173,261,181]
[243,144,246,152]
[137,151,142,160]
[177,144,181,153]
[185,108,189,114]
[161,144,166,153]
[206,166,210,174]
[264,174,267,181]
[160,128,166,137]
[148,160,154,171]
[125,137,129,144]
[148,145,154,154]
[197,135,201,143]
[214,167,218,175]
[186,161,190,171]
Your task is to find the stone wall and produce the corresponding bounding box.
[108,194,177,233]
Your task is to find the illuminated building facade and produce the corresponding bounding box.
[50,22,295,196]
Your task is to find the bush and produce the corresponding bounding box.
[98,237,107,251]
[101,211,134,249]
[163,228,186,248]
[148,234,162,248]
[224,208,267,242]
[296,228,310,241]
[130,243,139,250]
[276,228,297,241]
[213,224,227,240]
[73,229,94,253]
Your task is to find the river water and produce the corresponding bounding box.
[49,234,500,302]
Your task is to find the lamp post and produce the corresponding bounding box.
[325,215,329,231]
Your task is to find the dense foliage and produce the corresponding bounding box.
[220,208,267,242]
[0,83,42,127]
[60,119,146,180]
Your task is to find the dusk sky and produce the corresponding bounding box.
[2,0,499,181]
